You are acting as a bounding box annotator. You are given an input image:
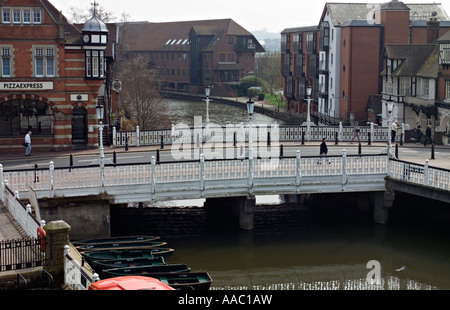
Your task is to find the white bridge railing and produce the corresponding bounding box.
[1,151,448,203]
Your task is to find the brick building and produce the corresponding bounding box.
[117,19,265,97]
[0,0,116,153]
[281,1,449,129]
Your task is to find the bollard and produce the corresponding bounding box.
[156,149,160,162]
[267,132,271,146]
[233,132,236,147]
[301,132,305,145]
[368,132,371,146]
[280,144,284,158]
[69,154,73,167]
[160,135,164,149]
[125,136,129,151]
[431,144,435,160]
[335,132,338,145]
[113,151,117,166]
[400,133,403,146]
[395,144,399,159]
[358,143,362,155]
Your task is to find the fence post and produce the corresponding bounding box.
[296,150,302,188]
[200,154,205,191]
[368,132,371,146]
[0,164,3,202]
[49,161,54,198]
[339,122,343,142]
[335,131,338,145]
[151,156,156,194]
[112,127,116,147]
[341,149,348,187]
[136,126,140,147]
[171,124,175,145]
[370,122,374,143]
[424,159,429,186]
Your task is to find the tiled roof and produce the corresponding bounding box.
[120,19,263,53]
[324,2,449,26]
[383,44,438,78]
[281,26,318,34]
[0,0,42,6]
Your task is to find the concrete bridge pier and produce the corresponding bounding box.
[373,190,395,225]
[204,196,255,230]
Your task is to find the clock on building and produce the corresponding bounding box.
[83,34,90,43]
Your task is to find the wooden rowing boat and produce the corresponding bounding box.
[148,272,212,290]
[72,235,160,246]
[101,264,191,279]
[89,256,166,273]
[82,248,175,264]
[75,241,167,252]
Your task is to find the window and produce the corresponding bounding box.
[228,54,234,62]
[34,48,55,77]
[399,77,411,96]
[1,48,11,77]
[85,50,104,78]
[228,37,234,44]
[23,9,31,24]
[33,10,41,24]
[13,9,21,24]
[446,81,450,101]
[418,78,430,98]
[2,9,11,23]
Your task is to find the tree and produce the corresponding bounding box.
[66,3,117,23]
[256,51,284,95]
[115,55,170,130]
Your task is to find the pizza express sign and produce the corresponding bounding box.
[0,81,54,91]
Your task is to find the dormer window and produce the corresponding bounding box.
[440,44,450,64]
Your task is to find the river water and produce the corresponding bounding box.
[111,99,449,290]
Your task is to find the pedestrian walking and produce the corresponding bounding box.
[424,125,433,146]
[24,130,32,156]
[318,137,329,164]
[391,121,398,143]
[350,122,361,144]
[415,122,422,144]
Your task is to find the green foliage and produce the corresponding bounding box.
[238,76,266,96]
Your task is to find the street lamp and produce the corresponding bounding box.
[204,85,211,125]
[92,103,112,185]
[246,97,255,158]
[386,97,395,158]
[301,85,315,141]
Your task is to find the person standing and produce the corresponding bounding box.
[350,122,361,144]
[391,121,398,143]
[424,125,433,146]
[25,130,32,156]
[318,137,329,164]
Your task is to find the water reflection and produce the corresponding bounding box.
[162,99,286,127]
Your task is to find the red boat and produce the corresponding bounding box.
[88,276,175,290]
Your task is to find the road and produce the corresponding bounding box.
[1,142,448,171]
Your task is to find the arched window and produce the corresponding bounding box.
[0,98,53,137]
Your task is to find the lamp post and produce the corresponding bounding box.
[204,85,211,125]
[246,97,255,158]
[301,85,314,141]
[386,97,395,158]
[92,103,112,185]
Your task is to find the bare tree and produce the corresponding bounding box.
[66,3,117,23]
[256,51,284,95]
[116,55,170,130]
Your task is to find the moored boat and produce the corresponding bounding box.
[88,275,175,290]
[126,272,213,290]
[72,235,160,246]
[101,264,191,279]
[82,248,175,264]
[90,257,166,273]
[76,241,167,252]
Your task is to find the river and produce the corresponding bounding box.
[111,99,449,290]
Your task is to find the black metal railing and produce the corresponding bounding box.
[0,237,45,272]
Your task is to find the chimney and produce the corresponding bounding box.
[427,14,440,44]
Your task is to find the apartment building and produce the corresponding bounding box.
[282,0,449,129]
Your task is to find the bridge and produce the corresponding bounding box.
[1,143,448,232]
